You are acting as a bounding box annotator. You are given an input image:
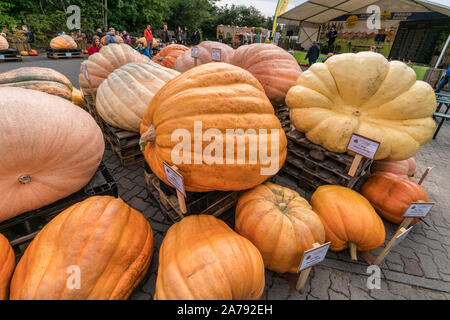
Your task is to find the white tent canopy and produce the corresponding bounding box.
[278,0,450,25]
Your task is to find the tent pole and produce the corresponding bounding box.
[435,33,450,69]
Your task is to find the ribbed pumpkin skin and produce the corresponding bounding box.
[10,196,154,300]
[0,35,9,50]
[50,34,77,49]
[0,88,104,223]
[0,234,14,300]
[101,35,124,45]
[231,44,302,106]
[173,41,234,72]
[360,172,429,224]
[310,185,385,252]
[79,44,150,95]
[152,44,189,69]
[371,158,417,182]
[0,67,73,101]
[286,52,436,161]
[235,182,325,274]
[71,88,84,108]
[140,62,287,192]
[96,62,179,132]
[155,215,265,300]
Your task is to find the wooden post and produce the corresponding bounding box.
[399,217,414,230]
[194,57,198,66]
[83,65,96,102]
[373,227,407,265]
[418,167,433,185]
[348,154,362,177]
[171,165,187,215]
[296,243,320,291]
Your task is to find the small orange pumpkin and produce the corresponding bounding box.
[0,233,15,300]
[152,44,189,69]
[310,185,386,260]
[360,172,429,224]
[235,182,325,273]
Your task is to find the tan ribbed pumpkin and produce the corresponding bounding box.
[0,88,104,223]
[50,34,77,50]
[96,62,179,132]
[0,233,14,300]
[173,41,234,72]
[231,43,302,106]
[10,196,154,300]
[0,35,9,50]
[79,44,151,95]
[0,67,73,101]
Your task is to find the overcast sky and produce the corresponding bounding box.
[216,0,450,17]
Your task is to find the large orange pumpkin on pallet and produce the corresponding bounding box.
[10,196,154,300]
[96,62,179,132]
[235,182,325,274]
[50,34,77,49]
[101,35,124,45]
[360,172,429,224]
[310,185,385,260]
[79,43,150,95]
[371,157,417,182]
[173,41,234,72]
[152,44,188,69]
[231,43,302,106]
[0,67,73,101]
[140,62,287,192]
[0,35,9,50]
[154,215,265,300]
[0,234,14,300]
[0,88,104,223]
[286,52,436,161]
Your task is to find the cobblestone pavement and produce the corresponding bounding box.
[2,57,449,300]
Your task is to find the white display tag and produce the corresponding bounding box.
[163,162,186,196]
[211,48,221,61]
[82,65,90,80]
[191,47,199,58]
[403,202,434,218]
[298,242,330,272]
[346,133,380,159]
[65,52,72,57]
[0,55,5,60]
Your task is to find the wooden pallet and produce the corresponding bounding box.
[0,163,118,258]
[275,105,291,131]
[0,49,22,63]
[47,49,83,59]
[144,165,239,223]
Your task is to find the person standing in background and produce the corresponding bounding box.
[104,27,120,45]
[218,31,223,43]
[175,27,183,44]
[144,25,153,55]
[326,25,338,53]
[191,29,200,45]
[435,66,450,93]
[305,41,320,67]
[182,27,187,45]
[135,41,151,58]
[22,25,34,44]
[88,36,102,55]
[96,28,103,39]
[160,25,170,47]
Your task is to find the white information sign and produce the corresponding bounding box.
[403,202,434,218]
[392,226,413,248]
[347,134,380,159]
[211,48,221,61]
[163,162,186,196]
[65,52,72,57]
[0,55,5,60]
[298,242,330,272]
[191,47,199,58]
[81,65,90,81]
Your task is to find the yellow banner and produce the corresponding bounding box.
[272,0,291,36]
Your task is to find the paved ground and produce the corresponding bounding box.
[2,57,450,300]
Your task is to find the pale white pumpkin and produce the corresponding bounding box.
[96,62,180,132]
[286,52,436,161]
[0,35,8,50]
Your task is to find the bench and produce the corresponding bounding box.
[433,112,450,139]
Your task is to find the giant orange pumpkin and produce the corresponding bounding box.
[154,215,265,300]
[310,185,385,260]
[10,196,154,300]
[235,182,325,273]
[286,52,436,160]
[231,43,302,106]
[0,233,14,300]
[50,34,77,49]
[152,44,189,69]
[101,35,124,45]
[173,41,234,72]
[360,172,429,224]
[0,88,104,223]
[79,43,150,95]
[140,62,287,192]
[371,157,417,182]
[0,34,9,50]
[0,67,73,101]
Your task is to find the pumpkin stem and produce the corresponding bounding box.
[277,202,287,212]
[18,174,31,184]
[349,242,358,261]
[139,125,156,151]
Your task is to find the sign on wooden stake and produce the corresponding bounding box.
[346,134,380,176]
[296,242,330,291]
[163,162,187,216]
